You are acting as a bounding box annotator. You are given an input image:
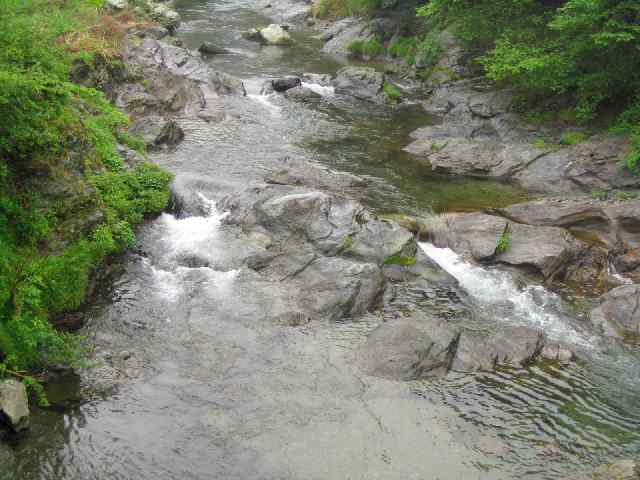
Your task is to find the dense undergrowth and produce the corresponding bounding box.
[0,0,172,400]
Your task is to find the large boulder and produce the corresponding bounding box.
[591,285,640,339]
[0,380,29,432]
[333,66,386,103]
[498,199,614,247]
[445,212,580,279]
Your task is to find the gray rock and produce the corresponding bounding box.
[591,285,640,339]
[333,66,386,103]
[0,380,29,432]
[129,116,184,150]
[284,86,322,103]
[198,42,231,55]
[0,442,15,470]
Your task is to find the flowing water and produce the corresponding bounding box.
[4,1,640,478]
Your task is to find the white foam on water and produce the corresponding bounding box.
[247,93,282,115]
[142,193,241,304]
[159,192,229,263]
[608,261,633,285]
[419,242,590,346]
[301,81,335,97]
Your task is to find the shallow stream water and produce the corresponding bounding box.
[5,1,640,479]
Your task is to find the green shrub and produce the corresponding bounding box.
[384,255,417,266]
[415,29,443,70]
[560,131,588,146]
[348,38,384,58]
[383,81,402,102]
[495,223,511,254]
[388,37,417,65]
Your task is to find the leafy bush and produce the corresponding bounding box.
[383,81,402,102]
[388,37,417,65]
[560,131,588,146]
[348,38,384,57]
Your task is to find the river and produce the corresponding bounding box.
[5,0,640,478]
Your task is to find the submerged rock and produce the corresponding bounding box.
[0,380,29,432]
[591,284,640,340]
[284,86,322,103]
[198,42,230,55]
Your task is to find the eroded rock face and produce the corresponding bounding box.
[333,66,386,103]
[591,285,640,339]
[0,380,29,433]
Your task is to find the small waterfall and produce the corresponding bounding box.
[418,242,590,346]
[146,193,238,304]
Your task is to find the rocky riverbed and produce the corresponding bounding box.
[2,0,640,479]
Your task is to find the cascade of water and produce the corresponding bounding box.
[418,242,591,347]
